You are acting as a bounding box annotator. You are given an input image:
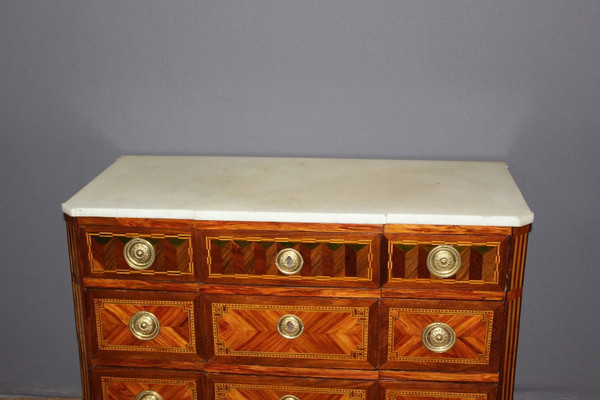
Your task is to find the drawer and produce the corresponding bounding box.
[207,374,377,399]
[79,222,197,281]
[380,381,497,400]
[92,367,203,400]
[200,228,381,287]
[205,294,378,369]
[380,299,503,372]
[87,289,202,363]
[384,233,509,290]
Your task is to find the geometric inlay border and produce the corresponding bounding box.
[387,239,502,285]
[94,298,196,353]
[212,303,369,361]
[101,376,198,400]
[388,308,494,365]
[386,390,488,400]
[214,383,366,400]
[86,231,194,275]
[206,235,374,281]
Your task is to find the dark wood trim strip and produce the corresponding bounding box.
[379,370,499,383]
[65,216,91,400]
[204,363,379,381]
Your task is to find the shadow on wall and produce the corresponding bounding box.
[505,104,600,395]
[0,103,120,396]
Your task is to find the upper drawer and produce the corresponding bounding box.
[384,233,509,291]
[199,228,382,287]
[205,294,378,369]
[78,221,198,281]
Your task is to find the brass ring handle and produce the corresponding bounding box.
[135,390,163,400]
[129,311,161,341]
[277,314,304,339]
[275,248,303,275]
[280,396,300,400]
[426,245,461,278]
[421,322,457,353]
[123,238,156,270]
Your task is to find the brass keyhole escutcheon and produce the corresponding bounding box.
[275,248,303,275]
[129,311,161,341]
[135,390,163,400]
[426,245,461,278]
[277,314,304,339]
[123,238,156,270]
[421,322,457,353]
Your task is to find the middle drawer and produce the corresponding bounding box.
[204,294,379,369]
[86,289,203,364]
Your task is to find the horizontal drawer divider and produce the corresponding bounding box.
[91,357,204,370]
[379,370,499,383]
[382,288,505,301]
[82,279,506,300]
[205,363,379,381]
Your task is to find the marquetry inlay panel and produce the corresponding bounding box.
[211,302,370,361]
[214,383,367,400]
[86,231,194,277]
[205,234,375,284]
[94,298,196,354]
[385,390,488,400]
[386,307,495,367]
[101,376,198,400]
[386,236,507,288]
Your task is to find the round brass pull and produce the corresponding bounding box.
[426,245,461,278]
[124,238,156,270]
[129,311,161,341]
[275,248,303,275]
[280,396,300,400]
[421,322,456,353]
[135,390,163,400]
[277,314,304,339]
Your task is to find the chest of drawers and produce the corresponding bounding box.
[63,156,533,400]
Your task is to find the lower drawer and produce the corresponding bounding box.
[380,381,497,400]
[207,374,377,399]
[92,368,203,400]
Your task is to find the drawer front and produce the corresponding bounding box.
[205,294,378,369]
[208,374,376,400]
[385,234,508,290]
[200,229,381,287]
[81,225,196,281]
[381,299,503,372]
[88,290,201,362]
[381,381,497,400]
[93,368,203,400]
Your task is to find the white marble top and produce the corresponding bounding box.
[62,156,533,227]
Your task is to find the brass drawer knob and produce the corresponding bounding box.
[280,396,300,400]
[135,390,163,400]
[124,238,156,270]
[277,314,304,339]
[275,248,303,275]
[421,322,456,353]
[129,311,161,341]
[426,245,461,278]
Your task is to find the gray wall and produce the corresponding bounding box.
[1,1,599,398]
